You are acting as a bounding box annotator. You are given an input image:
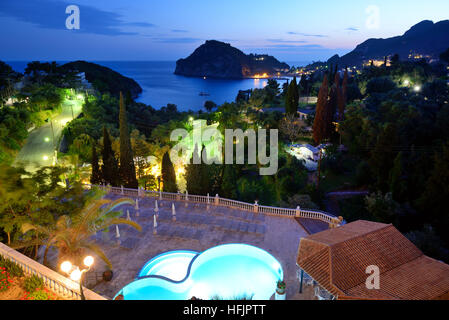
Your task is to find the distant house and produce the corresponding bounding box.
[286,144,327,171]
[296,220,449,300]
[297,108,314,121]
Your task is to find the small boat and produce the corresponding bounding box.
[199,92,210,96]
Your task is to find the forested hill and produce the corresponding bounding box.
[61,61,142,99]
[175,40,290,79]
[327,20,449,67]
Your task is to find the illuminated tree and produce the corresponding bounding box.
[185,144,211,195]
[161,151,177,193]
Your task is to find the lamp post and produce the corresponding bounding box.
[60,255,94,300]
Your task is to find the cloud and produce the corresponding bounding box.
[287,32,328,38]
[171,29,188,33]
[265,44,324,49]
[0,0,155,36]
[266,39,308,44]
[125,22,156,28]
[149,37,203,43]
[345,27,359,31]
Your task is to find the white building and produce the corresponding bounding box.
[286,143,328,171]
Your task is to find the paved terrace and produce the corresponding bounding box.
[90,193,313,300]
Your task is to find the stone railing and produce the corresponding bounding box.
[0,242,108,300]
[88,184,343,228]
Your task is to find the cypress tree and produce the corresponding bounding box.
[161,151,177,192]
[119,92,138,188]
[313,75,329,144]
[101,126,119,186]
[285,77,299,115]
[199,145,211,195]
[339,69,349,121]
[221,164,238,199]
[324,91,337,141]
[329,72,341,118]
[90,143,102,185]
[292,76,299,109]
[185,144,203,195]
[285,81,292,114]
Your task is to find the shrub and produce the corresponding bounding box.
[366,77,396,95]
[0,256,24,277]
[24,275,44,292]
[22,288,57,300]
[0,267,13,293]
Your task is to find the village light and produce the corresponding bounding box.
[43,155,49,161]
[404,79,410,86]
[44,137,50,142]
[414,85,421,92]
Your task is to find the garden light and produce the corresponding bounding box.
[70,268,82,281]
[83,256,94,267]
[60,261,72,274]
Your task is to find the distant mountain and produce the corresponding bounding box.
[327,20,449,67]
[175,40,290,79]
[61,61,142,99]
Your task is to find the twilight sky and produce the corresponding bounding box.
[0,0,448,63]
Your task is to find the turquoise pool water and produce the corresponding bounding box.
[115,244,283,300]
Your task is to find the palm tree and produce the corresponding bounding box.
[14,191,141,269]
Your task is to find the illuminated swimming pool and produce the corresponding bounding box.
[115,244,283,300]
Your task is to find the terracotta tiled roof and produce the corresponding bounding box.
[297,220,449,300]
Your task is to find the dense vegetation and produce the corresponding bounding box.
[61,61,142,99]
[325,57,449,260]
[2,52,449,264]
[0,61,68,164]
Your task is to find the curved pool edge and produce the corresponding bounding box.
[115,243,284,300]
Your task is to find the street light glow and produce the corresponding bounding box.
[404,79,410,86]
[43,155,49,161]
[83,256,94,267]
[60,261,72,274]
[44,137,50,142]
[414,85,421,92]
[70,268,82,281]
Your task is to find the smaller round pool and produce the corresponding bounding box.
[115,244,283,300]
[138,250,199,281]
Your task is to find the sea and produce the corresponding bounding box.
[5,60,311,112]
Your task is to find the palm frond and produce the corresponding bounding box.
[10,238,46,250]
[102,218,142,232]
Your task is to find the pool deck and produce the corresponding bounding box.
[89,194,314,300]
